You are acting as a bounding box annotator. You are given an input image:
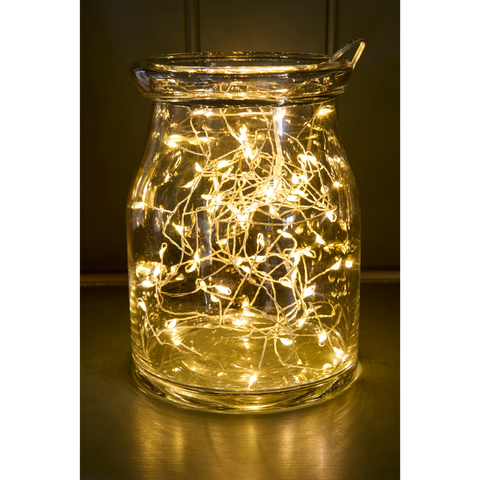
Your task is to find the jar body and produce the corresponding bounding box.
[127,100,360,412]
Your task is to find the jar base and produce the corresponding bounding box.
[133,361,358,413]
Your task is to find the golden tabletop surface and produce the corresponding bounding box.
[81,282,399,480]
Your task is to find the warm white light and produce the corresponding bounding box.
[331,259,342,270]
[131,202,146,209]
[217,160,232,169]
[292,189,307,198]
[166,319,177,329]
[277,229,292,239]
[185,262,197,273]
[298,153,317,165]
[215,285,232,295]
[238,126,247,142]
[273,109,286,121]
[301,247,315,258]
[297,317,307,328]
[257,233,265,248]
[132,99,357,395]
[326,210,336,221]
[248,374,257,389]
[318,330,327,344]
[318,106,332,115]
[302,286,315,298]
[193,109,213,116]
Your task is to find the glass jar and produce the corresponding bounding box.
[128,39,365,412]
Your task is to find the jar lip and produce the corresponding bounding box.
[131,52,350,75]
[130,48,361,105]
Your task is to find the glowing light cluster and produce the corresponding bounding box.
[130,104,358,392]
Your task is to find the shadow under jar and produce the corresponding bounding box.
[127,40,365,413]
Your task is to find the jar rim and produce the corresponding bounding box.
[131,52,348,75]
[130,49,359,105]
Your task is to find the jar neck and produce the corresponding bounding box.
[146,100,340,147]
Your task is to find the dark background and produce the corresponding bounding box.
[80,0,399,274]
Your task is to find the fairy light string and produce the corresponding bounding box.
[131,104,356,392]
